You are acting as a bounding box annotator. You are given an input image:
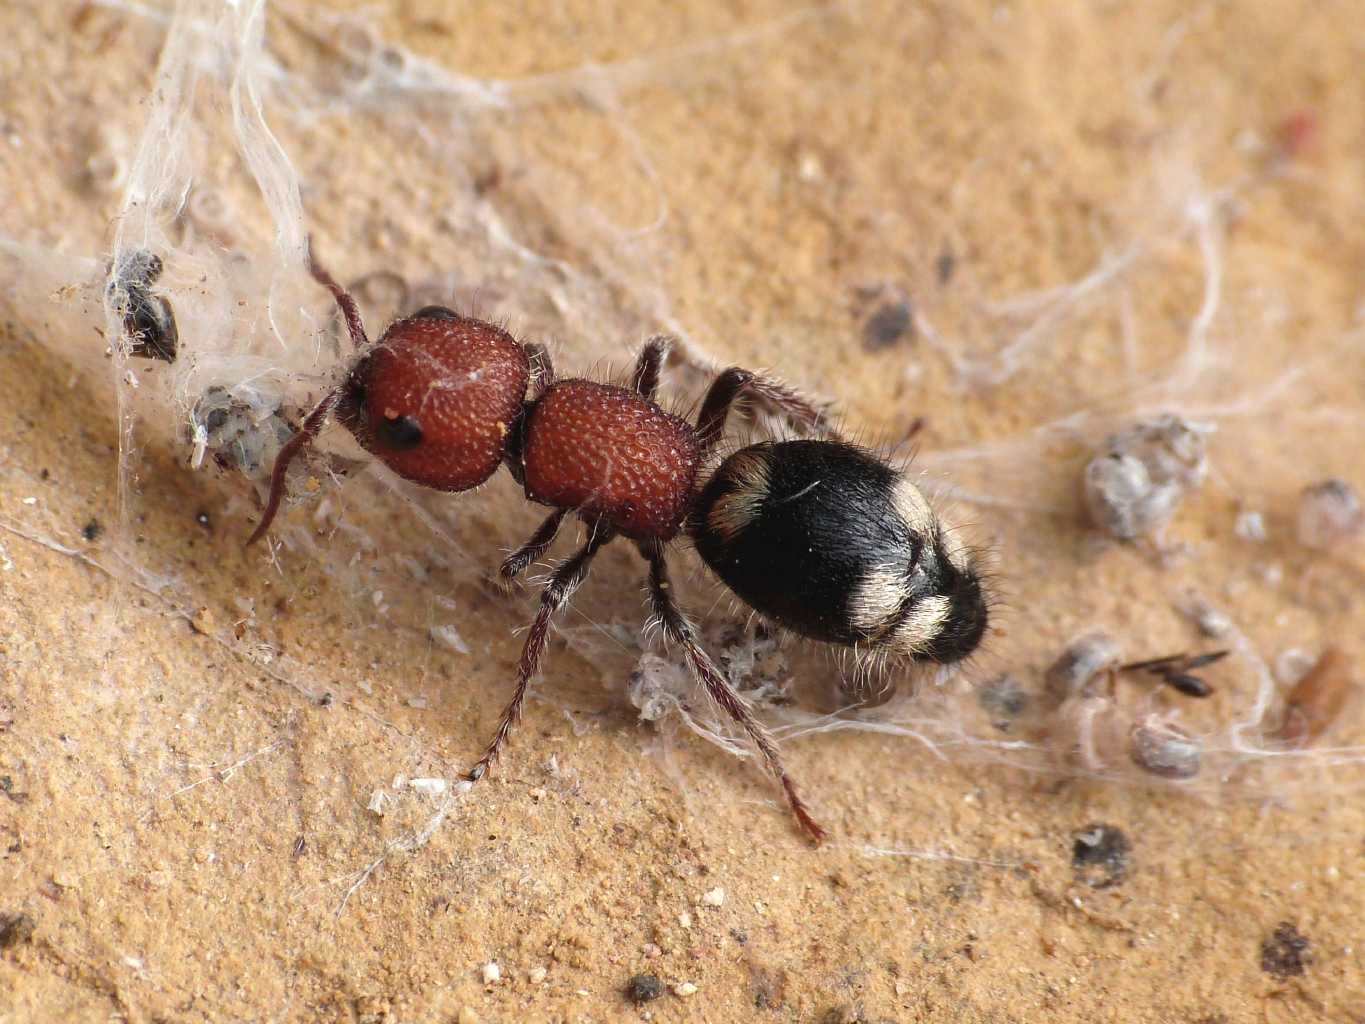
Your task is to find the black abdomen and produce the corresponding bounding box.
[691,440,987,663]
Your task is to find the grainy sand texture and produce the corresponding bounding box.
[1,2,1363,1021]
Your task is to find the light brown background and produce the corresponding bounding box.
[1,1,1362,1021]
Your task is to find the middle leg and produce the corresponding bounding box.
[466,521,616,782]
[638,540,825,842]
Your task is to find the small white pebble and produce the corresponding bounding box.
[410,777,447,796]
[1185,597,1231,639]
[1235,510,1267,541]
[529,966,547,984]
[753,900,767,915]
[702,887,726,907]
[641,943,662,958]
[1297,479,1363,550]
[677,911,692,929]
[21,496,37,505]
[366,790,387,815]
[454,780,474,795]
[673,981,698,997]
[481,961,501,985]
[431,624,470,655]
[797,152,823,182]
[1276,648,1315,685]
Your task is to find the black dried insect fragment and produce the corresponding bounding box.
[862,300,913,350]
[1260,921,1310,979]
[1119,650,1227,698]
[978,674,1029,731]
[1165,673,1212,698]
[0,911,36,950]
[625,973,664,1003]
[1071,823,1130,889]
[107,249,178,362]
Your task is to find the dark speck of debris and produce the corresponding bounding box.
[317,692,334,708]
[1072,823,1130,889]
[936,245,956,285]
[0,775,27,804]
[978,674,1029,730]
[82,519,102,541]
[195,510,212,530]
[748,961,786,1010]
[730,927,749,945]
[625,973,664,1003]
[862,300,913,351]
[0,912,36,950]
[39,468,50,481]
[1260,921,1310,979]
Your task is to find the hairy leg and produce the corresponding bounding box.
[630,335,674,401]
[499,508,569,581]
[694,367,831,456]
[466,523,616,782]
[638,540,825,842]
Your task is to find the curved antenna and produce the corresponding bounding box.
[247,239,370,546]
[307,237,369,350]
[245,387,343,546]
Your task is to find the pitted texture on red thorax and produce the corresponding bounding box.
[521,380,700,540]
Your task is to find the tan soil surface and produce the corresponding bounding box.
[1,2,1362,1022]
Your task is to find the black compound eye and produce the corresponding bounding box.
[377,413,423,450]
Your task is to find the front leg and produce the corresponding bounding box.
[499,508,568,582]
[467,522,616,782]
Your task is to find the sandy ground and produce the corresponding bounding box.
[2,1,1363,1021]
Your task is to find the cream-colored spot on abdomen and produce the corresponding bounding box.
[706,449,772,542]
[887,595,950,656]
